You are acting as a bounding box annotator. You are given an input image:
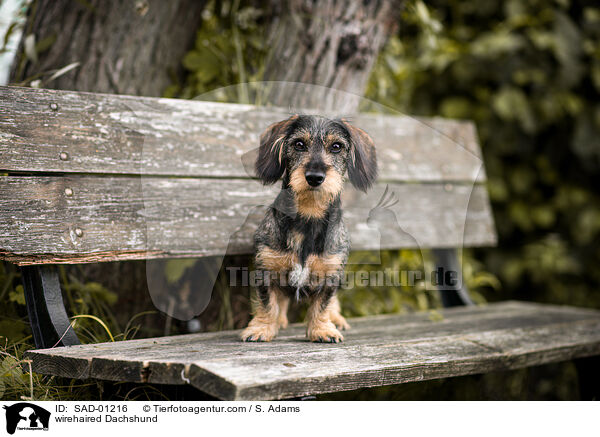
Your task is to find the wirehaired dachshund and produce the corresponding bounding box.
[241,114,377,343]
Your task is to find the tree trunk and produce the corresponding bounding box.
[10,0,206,96]
[9,0,207,336]
[262,0,401,112]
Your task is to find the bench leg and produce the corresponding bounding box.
[21,265,80,349]
[575,355,600,400]
[432,248,474,307]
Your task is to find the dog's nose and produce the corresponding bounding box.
[305,171,325,187]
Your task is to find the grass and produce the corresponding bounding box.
[0,261,168,400]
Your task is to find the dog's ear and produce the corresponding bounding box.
[342,120,378,192]
[255,115,297,185]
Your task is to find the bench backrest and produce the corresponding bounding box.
[0,86,496,266]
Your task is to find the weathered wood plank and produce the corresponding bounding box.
[25,301,600,400]
[0,175,495,264]
[0,86,485,182]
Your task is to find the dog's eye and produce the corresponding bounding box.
[330,143,343,153]
[294,140,306,151]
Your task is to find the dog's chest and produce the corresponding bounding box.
[284,222,329,289]
[286,218,327,262]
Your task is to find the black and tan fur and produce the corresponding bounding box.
[241,115,377,343]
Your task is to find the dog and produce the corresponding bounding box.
[240,114,377,343]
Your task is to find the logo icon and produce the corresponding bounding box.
[3,403,50,434]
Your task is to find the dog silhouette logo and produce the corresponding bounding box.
[3,403,50,434]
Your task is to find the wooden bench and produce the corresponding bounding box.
[2,85,600,400]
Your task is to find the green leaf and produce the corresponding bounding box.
[553,12,582,65]
[508,201,533,231]
[531,206,556,228]
[468,272,502,291]
[8,285,25,305]
[0,320,28,342]
[1,356,22,378]
[183,47,221,82]
[165,259,197,284]
[553,12,583,86]
[35,33,56,54]
[487,178,509,202]
[2,22,19,50]
[182,51,203,71]
[509,166,535,194]
[84,282,118,305]
[440,97,472,119]
[471,30,524,57]
[572,112,600,164]
[575,208,600,244]
[492,87,536,133]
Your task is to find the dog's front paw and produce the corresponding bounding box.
[241,323,278,342]
[308,322,343,343]
[277,314,289,329]
[329,313,351,331]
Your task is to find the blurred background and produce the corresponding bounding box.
[0,0,599,400]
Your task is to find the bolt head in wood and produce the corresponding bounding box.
[59,152,69,161]
[75,228,83,237]
[65,188,73,197]
[50,103,58,111]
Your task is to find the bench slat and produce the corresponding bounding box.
[0,86,484,182]
[24,301,600,400]
[0,175,495,265]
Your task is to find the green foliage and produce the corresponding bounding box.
[0,262,159,400]
[340,250,438,317]
[57,266,120,343]
[0,336,167,401]
[0,338,99,401]
[366,0,600,309]
[0,262,95,400]
[338,248,499,319]
[0,264,29,343]
[165,0,268,101]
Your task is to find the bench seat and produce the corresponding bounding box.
[25,301,600,400]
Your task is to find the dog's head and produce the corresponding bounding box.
[256,115,377,201]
